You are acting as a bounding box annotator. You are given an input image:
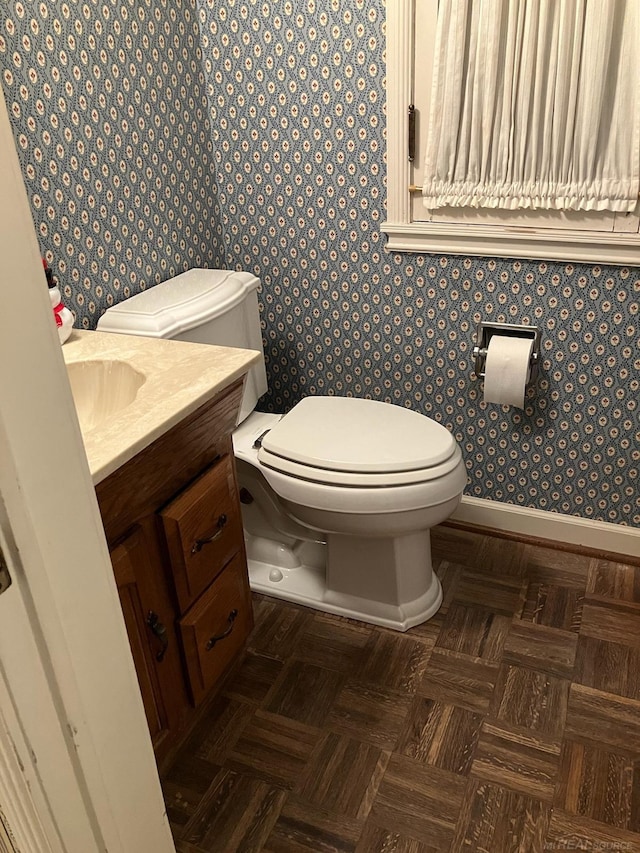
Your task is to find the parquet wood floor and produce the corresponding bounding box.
[162,526,640,852]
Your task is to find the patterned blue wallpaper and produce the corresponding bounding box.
[0,0,223,319]
[2,1,639,526]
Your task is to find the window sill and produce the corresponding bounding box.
[381,220,640,266]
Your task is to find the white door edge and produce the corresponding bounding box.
[0,82,175,853]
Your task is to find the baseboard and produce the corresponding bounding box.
[451,496,640,560]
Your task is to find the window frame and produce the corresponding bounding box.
[383,1,640,265]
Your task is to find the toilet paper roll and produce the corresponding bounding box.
[483,335,534,409]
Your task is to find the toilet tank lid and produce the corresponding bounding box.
[96,269,261,338]
[261,396,457,474]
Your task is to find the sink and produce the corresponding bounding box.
[66,359,146,432]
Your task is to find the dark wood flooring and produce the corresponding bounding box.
[162,526,640,852]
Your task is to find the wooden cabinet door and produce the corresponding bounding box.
[110,522,189,758]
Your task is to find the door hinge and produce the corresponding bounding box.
[408,104,416,162]
[0,547,12,596]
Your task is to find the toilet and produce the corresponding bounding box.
[98,269,467,630]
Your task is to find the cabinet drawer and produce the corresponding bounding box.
[160,455,243,614]
[179,554,253,706]
[97,379,243,545]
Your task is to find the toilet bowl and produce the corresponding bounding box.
[97,268,467,630]
[233,397,466,629]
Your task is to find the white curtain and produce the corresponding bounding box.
[422,0,640,212]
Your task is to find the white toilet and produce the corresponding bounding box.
[98,269,467,630]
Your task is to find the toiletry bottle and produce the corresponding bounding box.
[43,258,74,344]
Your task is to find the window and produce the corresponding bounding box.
[383,1,640,264]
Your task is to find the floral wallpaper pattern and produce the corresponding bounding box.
[2,0,639,525]
[0,0,222,317]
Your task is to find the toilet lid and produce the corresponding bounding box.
[96,269,260,337]
[260,396,457,475]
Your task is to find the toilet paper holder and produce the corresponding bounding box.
[473,322,541,381]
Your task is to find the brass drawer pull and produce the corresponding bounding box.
[205,609,238,651]
[146,611,169,662]
[191,514,227,555]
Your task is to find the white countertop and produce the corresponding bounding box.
[63,330,261,484]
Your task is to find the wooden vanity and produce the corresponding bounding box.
[96,378,252,763]
[64,330,260,765]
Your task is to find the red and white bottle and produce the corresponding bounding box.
[43,259,74,344]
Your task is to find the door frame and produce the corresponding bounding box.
[0,87,175,852]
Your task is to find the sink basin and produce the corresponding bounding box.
[66,359,146,432]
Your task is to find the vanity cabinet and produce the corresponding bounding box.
[95,378,253,763]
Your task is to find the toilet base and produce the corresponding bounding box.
[245,532,443,631]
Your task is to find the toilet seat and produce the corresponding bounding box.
[258,446,462,487]
[258,396,460,487]
[258,456,467,516]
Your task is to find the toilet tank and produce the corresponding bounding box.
[97,269,268,423]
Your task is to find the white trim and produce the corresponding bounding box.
[453,496,640,559]
[0,501,102,851]
[381,220,640,265]
[0,822,16,853]
[0,666,57,853]
[385,0,412,227]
